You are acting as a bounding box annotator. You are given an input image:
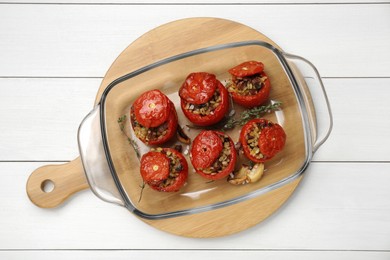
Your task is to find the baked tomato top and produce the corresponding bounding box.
[190,130,223,170]
[190,130,237,180]
[140,148,188,192]
[130,101,178,145]
[259,123,287,158]
[180,81,229,126]
[228,61,264,78]
[133,89,170,128]
[140,151,170,185]
[239,119,286,163]
[179,72,217,105]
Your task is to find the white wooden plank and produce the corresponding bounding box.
[0,1,387,257]
[1,78,389,161]
[0,250,389,260]
[0,78,99,161]
[1,162,389,250]
[0,4,389,77]
[313,78,390,162]
[4,0,389,3]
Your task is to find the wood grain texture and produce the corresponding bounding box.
[96,17,312,237]
[26,158,89,208]
[1,251,389,260]
[1,162,390,249]
[142,178,303,238]
[0,4,389,77]
[1,78,389,161]
[96,17,282,99]
[23,17,304,236]
[1,1,389,257]
[5,0,389,3]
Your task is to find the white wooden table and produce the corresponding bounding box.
[1,1,389,259]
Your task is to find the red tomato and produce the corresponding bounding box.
[180,81,229,126]
[140,148,188,192]
[147,102,178,145]
[239,119,286,163]
[179,72,217,105]
[191,131,237,180]
[229,71,271,108]
[133,89,170,128]
[259,123,286,158]
[131,99,178,146]
[228,61,264,78]
[190,130,223,169]
[140,151,170,185]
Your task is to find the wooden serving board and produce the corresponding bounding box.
[27,17,303,237]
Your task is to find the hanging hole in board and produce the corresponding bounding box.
[41,179,55,193]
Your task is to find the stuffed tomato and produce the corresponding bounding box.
[239,119,286,163]
[179,72,229,126]
[130,89,178,145]
[190,130,237,180]
[227,61,271,108]
[140,148,188,192]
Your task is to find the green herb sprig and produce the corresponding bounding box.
[117,114,141,158]
[138,181,146,203]
[118,114,144,202]
[117,115,126,131]
[223,102,282,130]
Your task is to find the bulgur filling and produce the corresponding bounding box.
[200,135,232,175]
[245,121,274,160]
[227,73,267,96]
[130,107,168,143]
[151,148,182,188]
[184,89,221,116]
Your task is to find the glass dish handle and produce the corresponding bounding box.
[78,105,125,206]
[283,53,333,153]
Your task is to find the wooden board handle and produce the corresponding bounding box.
[26,157,89,208]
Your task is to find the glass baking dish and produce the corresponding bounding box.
[78,40,332,219]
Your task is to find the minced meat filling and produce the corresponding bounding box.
[131,108,168,143]
[228,73,267,96]
[201,135,232,175]
[184,89,221,116]
[151,148,182,188]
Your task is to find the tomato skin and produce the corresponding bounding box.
[140,148,188,192]
[133,89,170,128]
[190,130,223,169]
[180,81,229,126]
[240,119,286,163]
[179,72,217,105]
[230,71,271,108]
[131,100,178,146]
[228,61,264,78]
[259,123,286,158]
[191,131,237,180]
[140,151,170,185]
[147,102,178,145]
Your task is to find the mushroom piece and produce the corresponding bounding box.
[228,163,264,185]
[177,125,191,144]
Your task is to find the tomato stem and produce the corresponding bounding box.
[138,181,146,203]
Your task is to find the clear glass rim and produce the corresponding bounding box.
[98,40,313,219]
